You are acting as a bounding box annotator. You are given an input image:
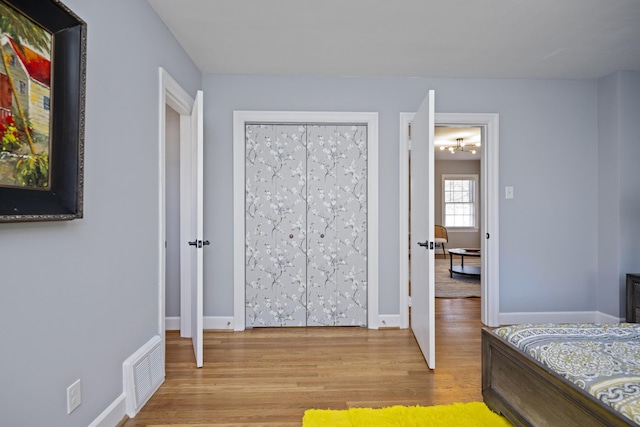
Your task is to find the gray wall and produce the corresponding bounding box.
[618,72,640,310]
[434,159,482,250]
[202,74,599,317]
[0,1,201,425]
[598,71,640,316]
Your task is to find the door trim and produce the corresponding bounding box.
[233,111,379,330]
[399,112,500,327]
[158,68,195,343]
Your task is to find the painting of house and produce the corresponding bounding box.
[0,2,52,189]
[0,1,639,426]
[1,36,51,136]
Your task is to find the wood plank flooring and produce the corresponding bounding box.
[122,298,482,427]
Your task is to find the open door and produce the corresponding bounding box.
[160,68,205,371]
[188,90,204,367]
[410,90,435,368]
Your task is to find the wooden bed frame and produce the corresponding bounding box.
[481,327,636,427]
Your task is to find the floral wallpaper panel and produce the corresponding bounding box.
[245,124,308,326]
[245,123,367,327]
[306,125,367,326]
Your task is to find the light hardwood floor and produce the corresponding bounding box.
[122,298,482,427]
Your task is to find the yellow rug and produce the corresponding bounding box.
[302,402,512,427]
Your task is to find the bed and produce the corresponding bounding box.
[482,323,640,426]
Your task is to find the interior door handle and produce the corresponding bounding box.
[417,241,434,250]
[188,240,210,248]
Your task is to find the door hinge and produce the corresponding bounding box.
[408,296,412,307]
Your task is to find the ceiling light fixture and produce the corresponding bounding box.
[439,138,481,154]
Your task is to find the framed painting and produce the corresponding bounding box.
[0,0,85,222]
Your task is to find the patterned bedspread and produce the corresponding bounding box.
[493,323,640,424]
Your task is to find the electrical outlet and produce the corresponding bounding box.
[67,379,81,414]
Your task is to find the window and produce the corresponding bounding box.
[19,81,26,94]
[43,96,50,111]
[443,175,478,228]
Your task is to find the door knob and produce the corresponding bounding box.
[188,240,210,248]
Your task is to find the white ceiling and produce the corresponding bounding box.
[148,0,640,79]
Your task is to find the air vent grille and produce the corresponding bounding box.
[124,335,164,416]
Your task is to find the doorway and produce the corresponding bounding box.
[399,112,500,328]
[165,105,181,330]
[158,68,204,368]
[433,126,482,297]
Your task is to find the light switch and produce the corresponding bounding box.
[505,186,514,199]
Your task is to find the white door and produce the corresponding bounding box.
[410,90,436,368]
[188,90,204,367]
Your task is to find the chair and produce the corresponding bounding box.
[434,225,448,258]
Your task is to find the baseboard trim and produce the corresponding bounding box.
[166,316,235,331]
[499,310,624,325]
[205,316,234,329]
[88,393,127,427]
[165,316,180,330]
[168,315,400,330]
[595,311,624,323]
[378,314,401,328]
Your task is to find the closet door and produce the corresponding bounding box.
[307,125,368,326]
[245,124,308,327]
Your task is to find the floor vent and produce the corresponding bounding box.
[123,335,163,417]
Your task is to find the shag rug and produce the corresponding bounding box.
[302,402,511,427]
[435,257,481,298]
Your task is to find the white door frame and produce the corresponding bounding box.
[157,68,196,344]
[233,111,379,331]
[399,112,500,328]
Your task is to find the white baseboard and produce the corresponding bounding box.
[166,316,235,331]
[88,393,127,427]
[169,312,624,330]
[165,316,180,330]
[378,314,402,328]
[595,311,624,323]
[204,316,234,329]
[499,310,624,325]
[168,316,402,330]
